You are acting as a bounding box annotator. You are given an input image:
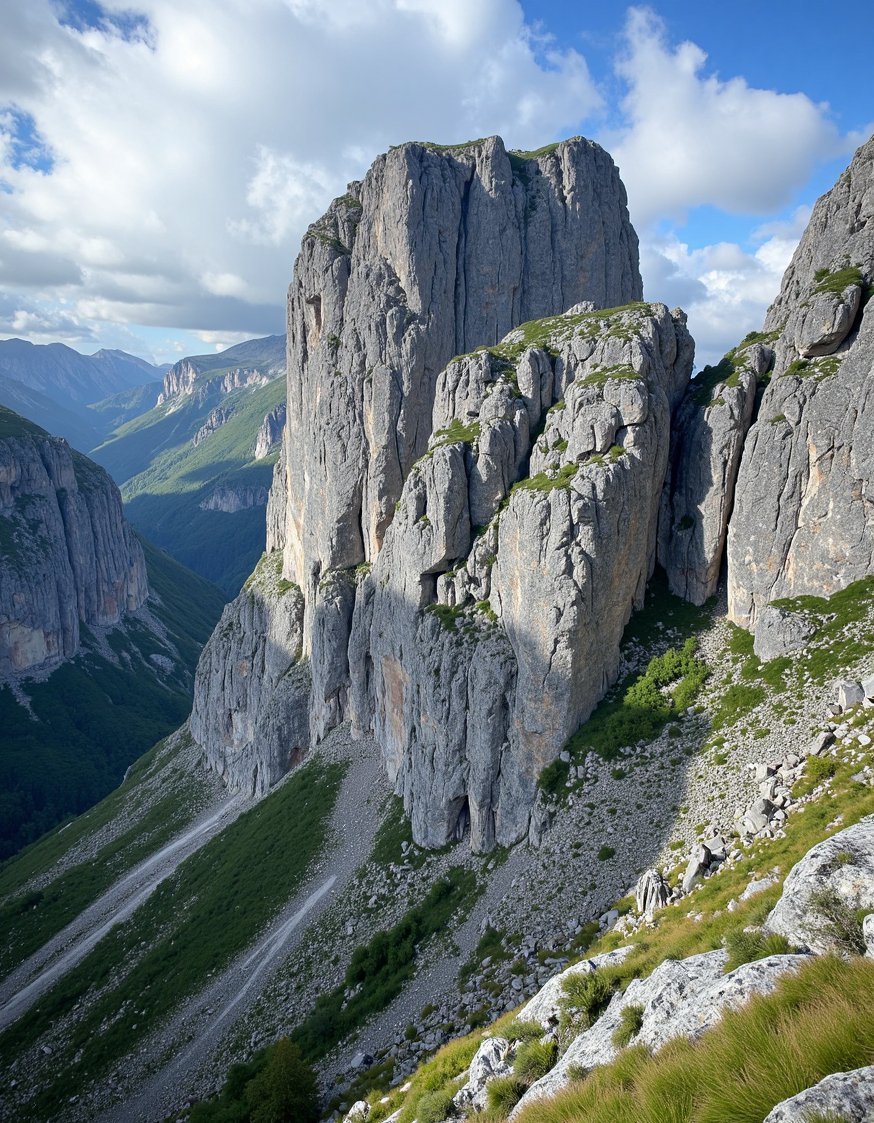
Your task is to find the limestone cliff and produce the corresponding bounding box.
[0,406,148,678]
[727,135,874,629]
[191,135,669,841]
[349,302,692,848]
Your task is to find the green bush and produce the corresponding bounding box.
[723,928,792,972]
[559,971,616,1035]
[513,1038,556,1083]
[189,1037,317,1123]
[611,1004,644,1048]
[598,846,616,861]
[808,887,866,955]
[486,1074,527,1115]
[504,1020,545,1044]
[416,1086,457,1123]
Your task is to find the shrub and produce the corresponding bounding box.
[559,971,616,1036]
[808,887,867,955]
[723,928,793,972]
[504,1020,546,1044]
[416,1086,457,1123]
[245,1038,318,1123]
[598,846,615,861]
[486,1074,527,1115]
[513,1038,557,1083]
[611,1004,644,1048]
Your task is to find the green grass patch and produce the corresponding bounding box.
[723,928,793,972]
[1,759,346,1120]
[813,264,863,295]
[771,576,874,683]
[611,1003,644,1048]
[514,956,874,1123]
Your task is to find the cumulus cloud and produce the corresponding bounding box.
[610,8,848,227]
[0,0,598,354]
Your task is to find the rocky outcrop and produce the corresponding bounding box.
[265,442,287,554]
[0,406,148,678]
[193,405,233,446]
[254,403,286,459]
[199,485,269,512]
[765,816,874,954]
[349,302,692,849]
[196,135,646,822]
[157,358,199,405]
[727,135,874,629]
[512,950,806,1115]
[763,1066,874,1122]
[658,342,763,605]
[189,552,308,795]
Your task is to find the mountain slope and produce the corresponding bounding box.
[0,338,161,405]
[91,358,286,594]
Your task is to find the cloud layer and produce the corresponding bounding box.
[0,2,865,360]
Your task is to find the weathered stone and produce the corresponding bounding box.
[766,816,874,953]
[453,1036,512,1112]
[190,553,309,795]
[682,844,712,893]
[727,135,874,630]
[837,680,865,710]
[515,947,634,1028]
[254,402,286,459]
[862,673,874,700]
[635,869,670,919]
[753,605,814,662]
[350,303,692,849]
[512,951,805,1116]
[863,913,874,958]
[199,484,268,512]
[0,409,148,679]
[763,1065,874,1122]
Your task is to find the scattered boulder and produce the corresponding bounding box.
[343,1102,370,1122]
[863,914,874,959]
[862,673,874,700]
[765,816,874,954]
[837,680,865,711]
[453,1036,512,1112]
[763,1065,874,1122]
[752,605,813,662]
[682,844,711,892]
[635,869,670,920]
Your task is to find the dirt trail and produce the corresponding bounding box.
[94,732,384,1123]
[0,796,243,1032]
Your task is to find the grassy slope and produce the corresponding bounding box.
[0,541,224,859]
[0,758,347,1121]
[91,375,284,594]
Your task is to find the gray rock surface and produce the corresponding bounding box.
[513,950,805,1115]
[659,346,760,605]
[277,135,642,746]
[254,402,286,459]
[864,913,874,958]
[453,1036,512,1112]
[838,680,866,710]
[0,409,148,677]
[635,869,670,920]
[753,605,814,661]
[515,946,634,1028]
[763,1065,874,1122]
[349,302,692,849]
[190,552,309,795]
[728,135,874,629]
[766,815,874,953]
[265,441,287,553]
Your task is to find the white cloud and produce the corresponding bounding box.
[610,8,849,227]
[0,0,598,354]
[640,210,808,367]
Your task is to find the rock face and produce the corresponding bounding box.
[189,552,308,795]
[198,485,269,513]
[195,135,649,835]
[765,816,874,954]
[512,949,805,1116]
[727,135,874,629]
[0,407,148,678]
[193,405,233,446]
[254,402,286,459]
[658,343,761,605]
[349,302,691,849]
[763,1066,874,1123]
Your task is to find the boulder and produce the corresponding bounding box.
[512,951,805,1117]
[635,869,670,919]
[863,913,874,958]
[837,680,865,711]
[753,605,814,662]
[453,1036,512,1112]
[862,673,874,700]
[794,284,862,357]
[765,816,874,953]
[515,947,634,1028]
[763,1065,874,1122]
[682,844,712,893]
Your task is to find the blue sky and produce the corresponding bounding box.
[0,1,869,366]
